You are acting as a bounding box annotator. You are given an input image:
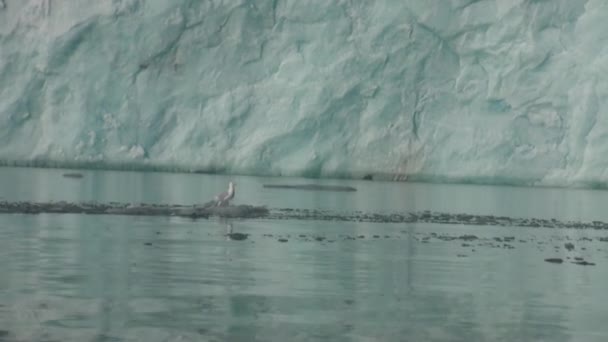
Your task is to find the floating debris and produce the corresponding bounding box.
[62,172,84,178]
[263,184,357,192]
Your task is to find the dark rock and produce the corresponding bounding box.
[544,258,563,264]
[572,261,595,266]
[363,174,373,180]
[459,235,478,241]
[278,238,288,243]
[314,236,325,242]
[564,242,575,251]
[227,233,248,241]
[144,242,152,246]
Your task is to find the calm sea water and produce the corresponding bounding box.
[0,167,608,341]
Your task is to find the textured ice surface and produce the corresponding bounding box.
[0,0,607,187]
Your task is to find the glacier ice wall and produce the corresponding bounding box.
[0,0,607,187]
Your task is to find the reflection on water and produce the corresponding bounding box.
[0,168,607,341]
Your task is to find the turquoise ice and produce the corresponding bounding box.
[0,1,607,187]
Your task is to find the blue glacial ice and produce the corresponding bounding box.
[0,0,607,188]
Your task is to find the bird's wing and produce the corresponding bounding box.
[215,191,229,202]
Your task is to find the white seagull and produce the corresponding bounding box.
[214,181,235,207]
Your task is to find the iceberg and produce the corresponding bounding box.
[0,0,607,188]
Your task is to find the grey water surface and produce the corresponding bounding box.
[0,167,607,341]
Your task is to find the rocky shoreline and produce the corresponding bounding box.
[0,200,608,230]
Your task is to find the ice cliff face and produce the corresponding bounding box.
[0,0,606,187]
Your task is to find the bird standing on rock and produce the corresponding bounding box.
[214,181,235,206]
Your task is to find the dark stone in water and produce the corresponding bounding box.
[278,238,288,243]
[363,174,373,180]
[314,236,325,242]
[459,235,478,241]
[62,172,84,178]
[572,260,595,266]
[263,184,357,192]
[544,258,563,264]
[574,257,584,261]
[564,242,575,251]
[227,233,248,241]
[144,242,152,246]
